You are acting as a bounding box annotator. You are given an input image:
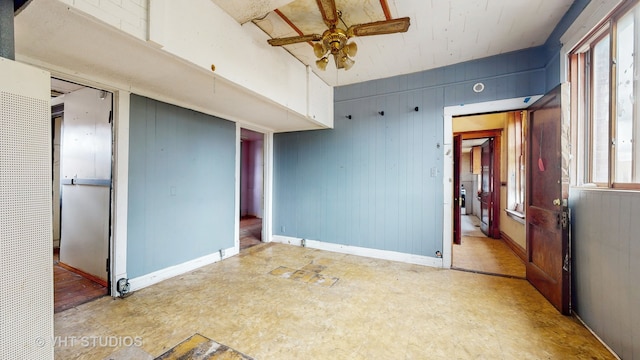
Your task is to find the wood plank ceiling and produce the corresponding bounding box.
[211,0,575,86]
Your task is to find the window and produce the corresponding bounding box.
[571,0,640,188]
[506,111,525,213]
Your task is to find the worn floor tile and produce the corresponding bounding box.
[54,243,614,360]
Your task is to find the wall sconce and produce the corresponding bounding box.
[345,115,352,119]
[414,107,419,112]
[378,111,385,116]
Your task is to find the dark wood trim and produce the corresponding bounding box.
[274,9,315,47]
[454,128,502,239]
[500,231,526,263]
[380,0,392,20]
[612,183,640,190]
[459,129,502,140]
[489,135,502,238]
[453,134,462,244]
[58,262,108,287]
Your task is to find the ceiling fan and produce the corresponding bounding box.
[267,0,410,71]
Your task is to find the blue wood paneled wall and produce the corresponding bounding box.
[570,188,640,359]
[274,47,546,257]
[127,95,236,278]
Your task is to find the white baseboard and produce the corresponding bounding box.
[271,235,443,268]
[128,245,238,292]
[573,314,621,360]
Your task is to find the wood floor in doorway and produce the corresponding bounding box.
[54,249,108,313]
[240,216,262,250]
[453,215,526,278]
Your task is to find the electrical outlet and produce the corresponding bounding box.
[117,278,130,297]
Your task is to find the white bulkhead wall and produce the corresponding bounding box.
[57,0,333,128]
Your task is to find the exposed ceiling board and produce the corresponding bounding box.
[214,0,574,86]
[210,0,295,24]
[51,78,84,97]
[15,0,322,132]
[462,138,488,152]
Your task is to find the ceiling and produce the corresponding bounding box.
[15,0,322,133]
[14,0,576,133]
[462,138,488,153]
[211,0,575,86]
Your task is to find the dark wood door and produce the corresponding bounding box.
[453,134,462,245]
[526,86,570,314]
[479,138,492,236]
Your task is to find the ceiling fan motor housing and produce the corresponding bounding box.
[322,28,348,54]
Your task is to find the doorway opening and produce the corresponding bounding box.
[51,78,112,312]
[451,114,525,279]
[239,128,265,250]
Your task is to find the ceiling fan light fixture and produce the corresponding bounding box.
[341,56,355,71]
[266,0,411,71]
[345,42,358,57]
[313,43,326,58]
[316,57,329,71]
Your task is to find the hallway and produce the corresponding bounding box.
[452,215,526,278]
[53,243,613,359]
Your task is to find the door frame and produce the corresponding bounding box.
[238,126,268,247]
[453,130,502,242]
[51,80,114,292]
[235,123,274,251]
[443,96,542,268]
[453,134,462,245]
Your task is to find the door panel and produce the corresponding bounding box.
[59,87,112,282]
[526,86,569,314]
[453,134,462,245]
[480,139,492,236]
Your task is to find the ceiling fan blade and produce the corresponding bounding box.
[348,17,411,37]
[268,34,322,46]
[316,0,338,27]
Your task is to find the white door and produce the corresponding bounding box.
[59,87,112,282]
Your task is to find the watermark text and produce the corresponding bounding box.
[35,335,143,348]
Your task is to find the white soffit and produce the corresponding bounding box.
[14,0,323,132]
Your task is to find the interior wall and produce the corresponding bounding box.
[52,116,62,247]
[240,138,264,218]
[127,95,236,278]
[472,175,481,216]
[0,58,53,360]
[570,188,640,359]
[460,151,474,216]
[240,141,249,217]
[248,139,264,218]
[274,47,546,258]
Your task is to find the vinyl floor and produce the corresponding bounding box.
[54,243,614,359]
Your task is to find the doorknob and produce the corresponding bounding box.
[553,198,561,206]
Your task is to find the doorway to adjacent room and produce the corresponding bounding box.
[239,128,265,250]
[51,78,112,312]
[452,115,525,279]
